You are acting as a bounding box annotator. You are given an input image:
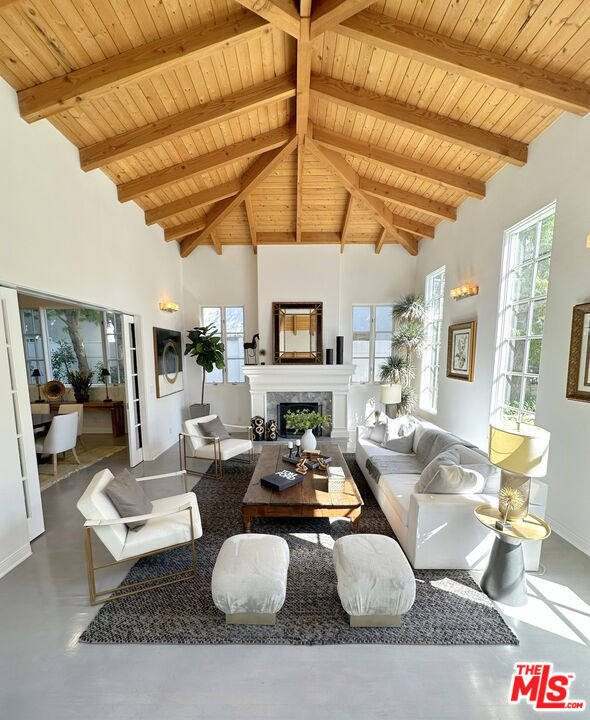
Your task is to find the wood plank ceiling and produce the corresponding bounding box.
[1,0,589,256]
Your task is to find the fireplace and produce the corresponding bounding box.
[278,402,323,438]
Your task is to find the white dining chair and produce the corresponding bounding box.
[35,412,80,475]
[58,403,86,449]
[31,403,50,414]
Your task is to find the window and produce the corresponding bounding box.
[420,267,446,411]
[21,308,47,383]
[102,312,125,384]
[492,203,555,425]
[201,306,245,384]
[352,305,393,383]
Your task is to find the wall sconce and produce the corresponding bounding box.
[159,301,179,313]
[586,234,590,248]
[450,284,479,300]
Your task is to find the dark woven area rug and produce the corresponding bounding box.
[80,454,518,646]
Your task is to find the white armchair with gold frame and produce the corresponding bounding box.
[77,468,202,605]
[179,415,254,481]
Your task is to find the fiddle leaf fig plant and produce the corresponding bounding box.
[184,323,225,405]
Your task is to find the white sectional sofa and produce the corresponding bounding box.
[355,416,548,571]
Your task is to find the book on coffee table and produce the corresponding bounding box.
[282,453,333,469]
[260,469,304,492]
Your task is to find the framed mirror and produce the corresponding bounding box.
[272,302,323,364]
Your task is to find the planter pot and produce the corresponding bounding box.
[190,403,211,419]
[301,428,317,452]
[74,391,90,403]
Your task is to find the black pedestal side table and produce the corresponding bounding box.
[474,504,551,607]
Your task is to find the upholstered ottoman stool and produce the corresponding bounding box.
[333,534,416,627]
[211,534,289,625]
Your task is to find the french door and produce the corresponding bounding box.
[122,315,144,467]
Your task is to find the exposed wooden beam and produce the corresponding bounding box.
[359,178,456,221]
[310,74,528,166]
[80,74,296,171]
[340,194,354,253]
[306,137,419,255]
[338,11,590,116]
[233,0,300,38]
[296,17,312,138]
[210,232,223,255]
[257,231,342,243]
[180,133,298,257]
[164,220,206,242]
[311,124,485,199]
[117,125,291,202]
[296,141,305,242]
[375,228,387,254]
[145,180,240,225]
[310,0,373,39]
[244,195,258,254]
[18,14,268,123]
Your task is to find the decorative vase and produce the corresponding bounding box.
[301,428,317,451]
[74,391,90,403]
[336,336,344,364]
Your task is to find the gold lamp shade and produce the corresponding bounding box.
[380,384,402,405]
[488,424,550,477]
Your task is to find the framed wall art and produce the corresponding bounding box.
[153,327,184,398]
[447,321,477,382]
[566,302,590,402]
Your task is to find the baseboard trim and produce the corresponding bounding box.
[546,514,590,557]
[0,543,31,580]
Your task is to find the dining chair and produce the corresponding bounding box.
[58,403,86,450]
[35,412,80,475]
[30,403,50,414]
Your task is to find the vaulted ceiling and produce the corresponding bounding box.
[1,0,589,256]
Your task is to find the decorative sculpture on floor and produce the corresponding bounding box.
[251,416,265,442]
[265,419,278,441]
[244,333,260,365]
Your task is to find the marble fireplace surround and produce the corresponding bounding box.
[242,365,354,439]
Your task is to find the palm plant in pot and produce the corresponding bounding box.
[284,410,332,451]
[184,323,225,418]
[68,369,94,403]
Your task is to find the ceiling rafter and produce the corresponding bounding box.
[375,228,387,254]
[257,232,341,244]
[311,125,485,198]
[145,180,240,226]
[18,13,269,123]
[310,0,374,39]
[337,11,590,116]
[180,133,298,257]
[117,125,292,203]
[340,195,354,253]
[306,137,419,255]
[80,73,296,171]
[310,74,528,166]
[232,0,301,38]
[244,195,258,254]
[165,220,206,243]
[358,178,457,221]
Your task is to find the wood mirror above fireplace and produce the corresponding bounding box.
[272,302,323,364]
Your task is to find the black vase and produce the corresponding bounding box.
[336,336,344,364]
[325,348,334,365]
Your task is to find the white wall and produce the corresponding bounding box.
[414,111,590,556]
[0,78,185,461]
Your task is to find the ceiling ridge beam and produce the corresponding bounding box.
[306,137,419,255]
[180,132,298,257]
[146,180,241,225]
[232,0,300,38]
[337,11,590,116]
[359,177,456,221]
[311,124,485,198]
[80,73,296,171]
[18,13,269,123]
[310,74,528,166]
[117,125,292,203]
[256,232,342,243]
[310,0,374,39]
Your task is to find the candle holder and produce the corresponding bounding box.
[288,441,293,459]
[295,439,301,458]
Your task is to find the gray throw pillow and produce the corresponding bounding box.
[105,469,152,531]
[382,429,415,453]
[368,422,387,444]
[436,464,486,494]
[198,416,231,441]
[415,449,461,493]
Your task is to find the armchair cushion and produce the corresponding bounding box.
[198,416,231,441]
[105,469,152,530]
[188,437,253,461]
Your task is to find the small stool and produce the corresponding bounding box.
[211,534,289,625]
[333,534,416,627]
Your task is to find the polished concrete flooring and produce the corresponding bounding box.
[1,439,590,720]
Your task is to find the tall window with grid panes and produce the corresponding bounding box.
[352,305,393,383]
[492,203,555,425]
[420,267,445,412]
[201,306,245,384]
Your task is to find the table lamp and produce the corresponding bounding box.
[488,423,550,529]
[100,367,111,402]
[380,384,402,418]
[32,368,43,402]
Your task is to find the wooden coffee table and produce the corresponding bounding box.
[242,443,363,533]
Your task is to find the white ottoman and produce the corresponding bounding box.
[333,534,416,627]
[211,534,289,625]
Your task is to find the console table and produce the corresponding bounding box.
[49,401,125,438]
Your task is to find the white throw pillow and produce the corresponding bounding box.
[415,448,461,493]
[436,464,486,494]
[368,422,387,444]
[382,417,416,454]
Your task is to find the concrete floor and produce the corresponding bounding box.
[1,439,589,720]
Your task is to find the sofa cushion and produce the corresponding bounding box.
[415,448,461,493]
[105,469,152,530]
[379,475,420,525]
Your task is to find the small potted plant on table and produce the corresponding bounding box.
[284,409,332,451]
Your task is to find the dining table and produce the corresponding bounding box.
[32,412,55,432]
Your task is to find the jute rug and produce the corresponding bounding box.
[80,454,518,646]
[39,444,126,491]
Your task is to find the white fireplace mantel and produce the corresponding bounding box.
[242,365,354,438]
